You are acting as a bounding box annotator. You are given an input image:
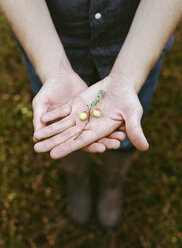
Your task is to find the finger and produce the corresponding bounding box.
[82,143,106,153]
[34,126,80,153]
[47,103,62,111]
[50,130,97,159]
[98,138,121,150]
[82,131,126,153]
[118,124,126,132]
[49,131,122,159]
[107,131,126,141]
[32,98,48,140]
[33,116,74,141]
[49,123,124,159]
[41,104,71,123]
[125,115,149,151]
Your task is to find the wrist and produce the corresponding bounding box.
[109,36,154,93]
[37,52,73,83]
[41,70,88,98]
[108,71,142,93]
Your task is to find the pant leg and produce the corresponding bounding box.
[11,33,42,94]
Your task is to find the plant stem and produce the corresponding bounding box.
[74,90,104,140]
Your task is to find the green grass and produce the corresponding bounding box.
[0,14,182,248]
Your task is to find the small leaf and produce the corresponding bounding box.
[98,90,104,97]
[91,99,97,108]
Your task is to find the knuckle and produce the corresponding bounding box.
[33,132,39,141]
[48,124,55,135]
[50,137,57,148]
[34,131,42,141]
[50,111,58,119]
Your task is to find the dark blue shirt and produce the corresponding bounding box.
[46,0,141,84]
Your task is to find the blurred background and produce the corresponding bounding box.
[0,13,181,248]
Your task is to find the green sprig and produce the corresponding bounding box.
[90,90,104,108]
[74,90,104,140]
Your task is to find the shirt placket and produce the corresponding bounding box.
[90,1,105,41]
[89,0,106,71]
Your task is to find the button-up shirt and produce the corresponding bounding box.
[45,0,140,84]
[46,0,173,85]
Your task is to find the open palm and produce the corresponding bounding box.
[34,76,149,159]
[32,72,126,152]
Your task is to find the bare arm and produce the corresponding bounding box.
[0,0,72,83]
[110,0,182,92]
[0,0,125,153]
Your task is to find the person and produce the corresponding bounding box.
[0,0,181,228]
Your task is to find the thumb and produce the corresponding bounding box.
[125,111,149,151]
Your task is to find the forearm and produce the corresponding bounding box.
[0,0,72,83]
[110,0,182,92]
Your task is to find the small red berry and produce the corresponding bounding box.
[93,108,102,118]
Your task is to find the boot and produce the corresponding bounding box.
[62,151,91,225]
[97,150,137,229]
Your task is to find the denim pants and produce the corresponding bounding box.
[15,34,174,151]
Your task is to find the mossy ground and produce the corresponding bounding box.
[0,14,181,248]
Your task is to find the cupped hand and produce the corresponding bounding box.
[32,71,87,133]
[32,71,126,153]
[34,75,149,159]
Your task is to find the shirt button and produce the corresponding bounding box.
[95,13,102,20]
